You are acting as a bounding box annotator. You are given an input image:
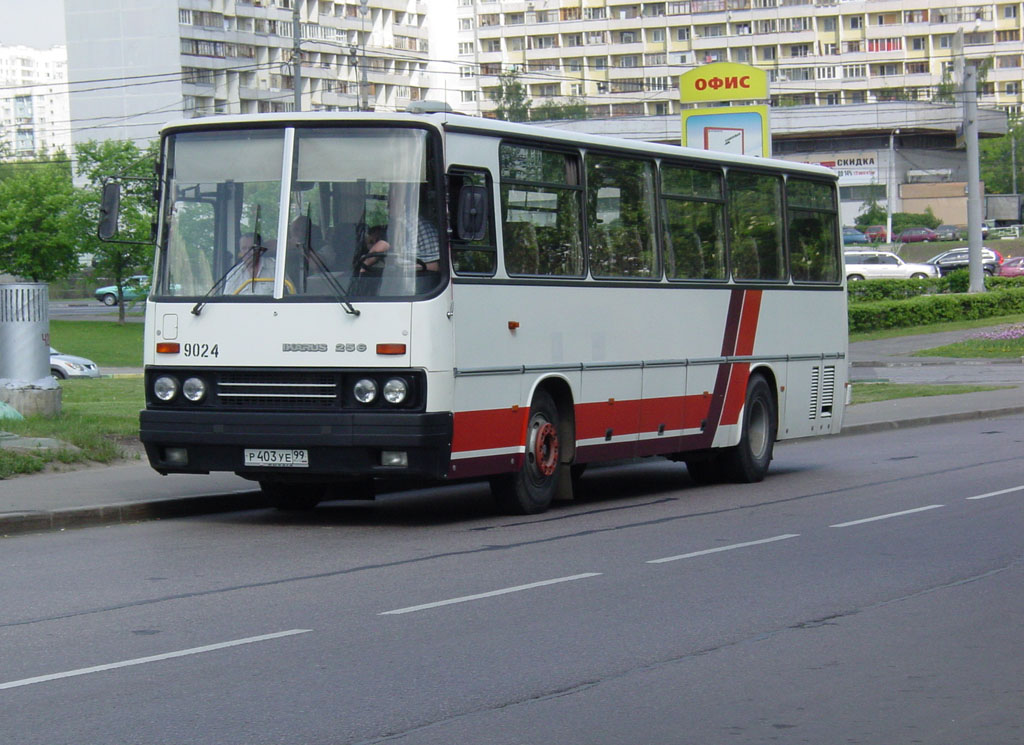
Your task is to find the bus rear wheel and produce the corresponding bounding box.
[260,480,324,511]
[720,374,777,483]
[490,389,561,515]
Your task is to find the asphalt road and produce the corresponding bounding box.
[2,415,1022,744]
[48,300,144,322]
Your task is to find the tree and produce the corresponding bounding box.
[979,115,1023,195]
[73,139,159,323]
[531,97,588,122]
[0,154,79,282]
[493,69,531,122]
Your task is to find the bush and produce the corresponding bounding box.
[848,288,1024,333]
[847,277,938,303]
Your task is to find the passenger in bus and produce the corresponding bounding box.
[223,233,275,295]
[356,219,440,274]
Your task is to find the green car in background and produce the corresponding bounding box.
[94,275,150,306]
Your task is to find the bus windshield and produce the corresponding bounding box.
[160,126,442,302]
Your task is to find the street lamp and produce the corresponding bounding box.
[886,128,899,246]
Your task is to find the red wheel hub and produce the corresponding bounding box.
[532,422,559,477]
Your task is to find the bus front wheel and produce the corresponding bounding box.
[490,389,561,515]
[720,374,777,483]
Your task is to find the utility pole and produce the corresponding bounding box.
[964,63,985,293]
[292,0,302,111]
[359,0,370,111]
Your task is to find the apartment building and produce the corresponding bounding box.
[445,0,1024,119]
[0,44,71,157]
[64,0,431,146]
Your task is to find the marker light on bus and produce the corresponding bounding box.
[156,342,180,354]
[182,377,207,402]
[382,378,408,404]
[376,343,406,355]
[154,375,179,402]
[353,378,378,404]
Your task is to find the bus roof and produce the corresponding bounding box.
[158,111,836,180]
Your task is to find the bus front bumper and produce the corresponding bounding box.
[140,409,453,480]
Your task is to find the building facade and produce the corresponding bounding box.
[0,44,71,157]
[443,0,1024,119]
[64,0,432,145]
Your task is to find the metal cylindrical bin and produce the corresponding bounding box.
[0,283,50,380]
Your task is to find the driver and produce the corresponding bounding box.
[223,233,275,295]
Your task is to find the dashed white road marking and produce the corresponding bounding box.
[646,534,801,564]
[380,573,603,615]
[967,484,1024,501]
[0,629,311,691]
[830,505,944,528]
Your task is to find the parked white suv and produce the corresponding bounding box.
[844,250,940,281]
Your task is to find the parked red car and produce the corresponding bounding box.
[862,225,887,242]
[998,256,1024,277]
[896,227,939,243]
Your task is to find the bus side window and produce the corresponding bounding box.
[449,168,497,276]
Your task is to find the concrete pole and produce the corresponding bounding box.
[886,129,898,247]
[293,1,302,111]
[965,64,985,293]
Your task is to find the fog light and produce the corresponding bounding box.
[164,447,188,465]
[381,451,408,467]
[154,375,179,402]
[182,377,207,402]
[354,378,377,404]
[382,378,408,404]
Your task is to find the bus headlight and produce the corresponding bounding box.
[154,375,179,402]
[382,378,408,404]
[353,378,378,404]
[182,377,207,402]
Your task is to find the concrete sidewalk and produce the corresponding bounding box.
[1,327,1022,538]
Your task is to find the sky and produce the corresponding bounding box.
[0,0,66,48]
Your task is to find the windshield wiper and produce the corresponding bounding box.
[192,206,264,316]
[300,211,359,317]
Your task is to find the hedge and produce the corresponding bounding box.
[848,287,1024,333]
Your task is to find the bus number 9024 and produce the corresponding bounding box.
[183,343,219,358]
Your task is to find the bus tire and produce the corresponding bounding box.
[260,480,324,511]
[720,374,777,483]
[490,389,561,515]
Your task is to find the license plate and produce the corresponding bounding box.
[244,448,309,468]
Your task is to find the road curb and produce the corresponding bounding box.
[840,405,1024,437]
[0,491,265,538]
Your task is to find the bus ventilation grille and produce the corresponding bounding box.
[808,365,835,420]
[216,370,339,409]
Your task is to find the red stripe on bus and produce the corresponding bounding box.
[735,289,762,356]
[451,407,528,453]
[721,291,762,425]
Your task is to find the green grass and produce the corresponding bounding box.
[850,382,1010,404]
[849,313,1024,344]
[50,320,144,367]
[911,326,1024,358]
[0,377,144,478]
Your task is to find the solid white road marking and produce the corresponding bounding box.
[967,484,1024,501]
[830,505,944,528]
[379,573,603,615]
[646,534,800,564]
[0,629,312,691]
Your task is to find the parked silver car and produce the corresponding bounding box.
[844,250,939,281]
[50,348,102,379]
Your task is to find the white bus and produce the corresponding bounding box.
[104,112,847,514]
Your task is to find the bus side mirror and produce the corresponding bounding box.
[98,181,121,241]
[456,184,487,242]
